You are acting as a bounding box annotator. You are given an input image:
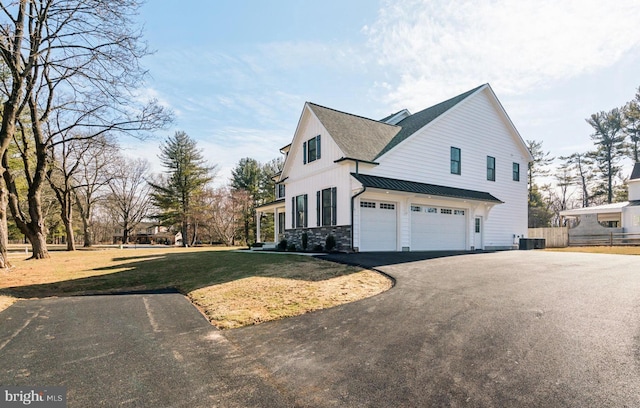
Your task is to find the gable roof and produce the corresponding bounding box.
[631,163,640,180]
[375,84,486,159]
[297,83,528,166]
[352,173,503,203]
[307,103,400,162]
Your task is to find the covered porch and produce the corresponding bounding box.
[255,199,285,246]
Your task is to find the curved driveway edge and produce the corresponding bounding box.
[2,250,640,407]
[225,250,640,407]
[0,292,292,407]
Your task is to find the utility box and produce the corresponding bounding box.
[519,238,546,250]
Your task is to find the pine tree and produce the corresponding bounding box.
[149,131,215,246]
[586,109,627,204]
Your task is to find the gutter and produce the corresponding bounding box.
[350,185,367,252]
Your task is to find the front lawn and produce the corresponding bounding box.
[0,247,391,329]
[546,246,640,255]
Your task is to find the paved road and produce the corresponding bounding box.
[1,251,640,407]
[0,291,289,407]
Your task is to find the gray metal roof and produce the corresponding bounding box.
[352,173,503,203]
[631,163,640,180]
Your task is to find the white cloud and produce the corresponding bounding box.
[366,0,640,110]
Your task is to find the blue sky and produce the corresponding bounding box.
[129,0,640,185]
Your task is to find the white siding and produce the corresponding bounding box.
[368,88,528,248]
[281,106,353,230]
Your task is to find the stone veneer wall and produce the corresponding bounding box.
[284,225,352,251]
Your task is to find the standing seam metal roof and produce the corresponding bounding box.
[351,173,503,203]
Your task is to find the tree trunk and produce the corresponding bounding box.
[77,196,93,247]
[122,221,129,244]
[26,230,48,260]
[190,221,198,246]
[182,219,189,247]
[62,215,76,251]
[2,151,50,259]
[0,186,11,268]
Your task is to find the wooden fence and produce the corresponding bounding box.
[527,227,568,248]
[567,232,640,247]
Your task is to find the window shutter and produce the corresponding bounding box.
[303,141,307,164]
[316,135,321,159]
[316,191,321,227]
[291,197,295,228]
[303,194,308,228]
[331,187,337,225]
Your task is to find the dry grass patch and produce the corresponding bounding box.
[191,269,391,329]
[546,246,640,255]
[0,247,392,329]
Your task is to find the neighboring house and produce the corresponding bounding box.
[559,163,640,238]
[256,84,532,252]
[112,222,178,245]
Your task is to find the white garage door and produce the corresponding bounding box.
[411,205,466,250]
[360,201,397,251]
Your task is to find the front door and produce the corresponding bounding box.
[474,217,483,250]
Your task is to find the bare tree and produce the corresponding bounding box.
[560,153,595,208]
[206,187,250,246]
[73,136,120,247]
[107,157,151,244]
[0,0,171,260]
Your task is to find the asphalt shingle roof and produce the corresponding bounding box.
[375,84,485,159]
[307,103,400,162]
[306,85,485,162]
[351,173,503,203]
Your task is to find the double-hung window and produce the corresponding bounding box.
[317,187,337,226]
[487,156,496,181]
[292,194,308,228]
[513,162,520,181]
[451,147,461,175]
[303,135,321,164]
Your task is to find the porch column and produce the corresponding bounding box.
[256,210,262,243]
[274,208,279,242]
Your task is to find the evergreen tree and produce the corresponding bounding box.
[149,131,215,246]
[526,140,554,202]
[623,87,640,162]
[586,108,627,204]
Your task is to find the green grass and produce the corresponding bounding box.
[0,247,391,329]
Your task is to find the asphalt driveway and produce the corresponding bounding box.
[2,250,640,407]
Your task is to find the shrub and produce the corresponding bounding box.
[325,235,336,252]
[278,239,288,251]
[301,233,308,251]
[312,244,324,252]
[287,243,297,252]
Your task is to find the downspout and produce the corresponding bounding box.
[350,159,365,252]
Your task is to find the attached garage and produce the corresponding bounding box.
[410,205,466,250]
[359,200,397,251]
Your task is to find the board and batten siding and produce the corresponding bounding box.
[367,88,529,248]
[281,106,353,229]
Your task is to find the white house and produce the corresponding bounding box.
[256,84,533,252]
[559,163,640,238]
